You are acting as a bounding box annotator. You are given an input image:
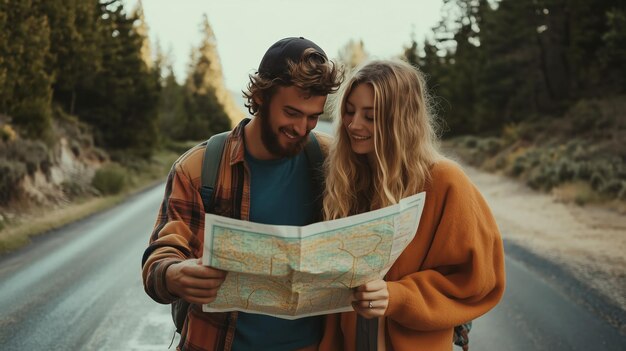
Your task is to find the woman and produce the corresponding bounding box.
[319,60,505,350]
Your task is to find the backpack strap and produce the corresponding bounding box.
[171,131,230,335]
[304,132,323,167]
[199,131,229,211]
[304,132,326,221]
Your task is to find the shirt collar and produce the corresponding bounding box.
[228,118,251,166]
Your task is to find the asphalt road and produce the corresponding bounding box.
[0,187,175,350]
[0,122,624,350]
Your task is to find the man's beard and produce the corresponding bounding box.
[259,107,309,158]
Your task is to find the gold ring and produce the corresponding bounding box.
[368,301,373,309]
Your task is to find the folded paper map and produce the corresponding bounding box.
[202,192,426,319]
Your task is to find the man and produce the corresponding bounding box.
[142,37,343,351]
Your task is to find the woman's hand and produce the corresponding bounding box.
[352,279,389,319]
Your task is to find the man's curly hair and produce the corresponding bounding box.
[243,48,344,116]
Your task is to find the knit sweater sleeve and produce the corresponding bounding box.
[385,161,506,331]
[141,151,206,304]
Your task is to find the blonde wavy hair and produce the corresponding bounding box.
[323,59,442,219]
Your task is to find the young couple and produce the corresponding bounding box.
[142,37,505,351]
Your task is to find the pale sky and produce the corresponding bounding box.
[123,0,444,92]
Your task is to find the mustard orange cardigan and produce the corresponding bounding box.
[320,159,506,351]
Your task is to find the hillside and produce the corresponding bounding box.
[0,115,105,207]
[0,113,181,253]
[445,96,626,210]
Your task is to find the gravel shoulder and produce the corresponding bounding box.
[459,161,626,332]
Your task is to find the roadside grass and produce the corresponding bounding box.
[0,195,123,253]
[0,148,180,254]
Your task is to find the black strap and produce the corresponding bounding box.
[356,316,378,351]
[201,131,230,188]
[199,131,229,211]
[304,132,323,170]
[304,133,325,221]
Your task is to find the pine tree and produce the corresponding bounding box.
[565,0,624,95]
[599,7,626,92]
[43,0,100,115]
[0,0,53,139]
[157,46,186,140]
[0,0,11,116]
[338,39,369,70]
[182,14,233,140]
[403,37,419,68]
[426,0,490,135]
[412,0,624,138]
[76,0,160,158]
[474,0,545,129]
[418,38,446,98]
[132,0,152,70]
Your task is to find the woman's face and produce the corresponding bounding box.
[342,83,375,156]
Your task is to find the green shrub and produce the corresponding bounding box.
[92,164,128,195]
[62,176,95,199]
[590,172,605,190]
[464,136,478,148]
[575,162,592,180]
[480,137,502,156]
[11,98,53,140]
[601,180,624,197]
[62,180,82,199]
[510,157,527,176]
[527,162,565,191]
[502,123,521,144]
[556,159,576,183]
[0,139,49,175]
[0,124,17,142]
[528,167,549,190]
[569,100,599,133]
[0,159,27,204]
[492,155,508,170]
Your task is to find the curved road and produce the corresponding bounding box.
[1,123,624,350]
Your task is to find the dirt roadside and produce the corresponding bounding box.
[458,161,626,331]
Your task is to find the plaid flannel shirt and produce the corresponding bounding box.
[142,118,330,351]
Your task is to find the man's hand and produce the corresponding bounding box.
[165,258,227,304]
[352,279,389,319]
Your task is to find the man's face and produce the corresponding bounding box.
[259,85,327,158]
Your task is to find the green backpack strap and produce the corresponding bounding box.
[304,132,324,169]
[199,131,230,211]
[304,132,326,221]
[171,131,229,335]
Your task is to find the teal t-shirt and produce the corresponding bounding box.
[231,149,323,351]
